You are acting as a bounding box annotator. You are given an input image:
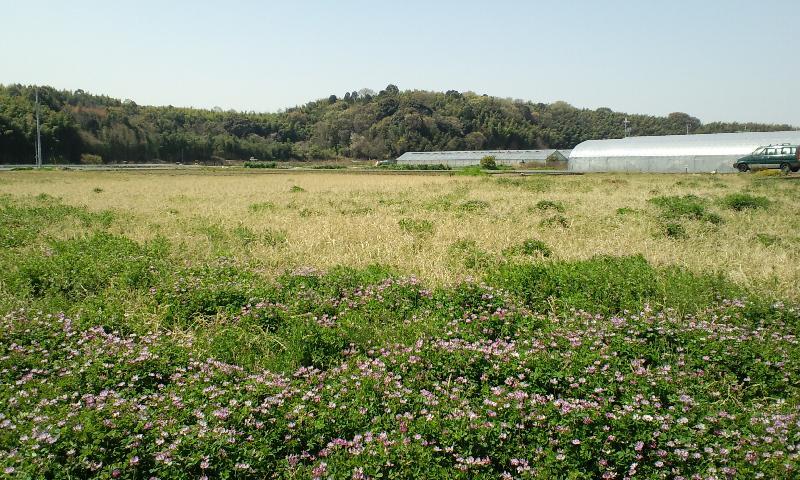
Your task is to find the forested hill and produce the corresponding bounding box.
[0,83,795,164]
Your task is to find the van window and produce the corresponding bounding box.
[752,147,765,155]
[781,147,792,155]
[765,148,777,155]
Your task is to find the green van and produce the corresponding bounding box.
[734,144,800,173]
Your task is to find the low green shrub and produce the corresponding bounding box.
[649,194,722,224]
[449,239,493,269]
[480,155,498,170]
[664,222,687,239]
[722,192,771,211]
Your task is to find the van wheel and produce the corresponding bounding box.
[780,163,791,174]
[736,163,750,172]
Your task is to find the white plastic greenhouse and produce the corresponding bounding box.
[396,150,569,167]
[568,131,800,173]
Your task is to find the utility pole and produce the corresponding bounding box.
[35,88,42,167]
[623,118,630,138]
[686,123,690,135]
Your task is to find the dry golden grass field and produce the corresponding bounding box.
[1,168,798,298]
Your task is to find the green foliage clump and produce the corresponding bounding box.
[310,164,345,169]
[262,228,288,246]
[540,214,569,228]
[722,192,771,211]
[488,254,740,315]
[244,161,277,168]
[505,238,552,257]
[248,201,276,212]
[755,233,780,247]
[754,169,783,177]
[449,239,493,269]
[649,194,722,224]
[479,155,498,170]
[299,208,320,217]
[398,218,434,236]
[290,185,305,193]
[664,222,687,239]
[488,255,658,315]
[455,166,487,176]
[534,199,565,212]
[458,199,489,212]
[155,264,267,326]
[232,225,258,245]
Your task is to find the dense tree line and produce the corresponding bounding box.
[0,84,794,164]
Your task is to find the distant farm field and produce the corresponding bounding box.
[2,169,800,478]
[1,169,798,292]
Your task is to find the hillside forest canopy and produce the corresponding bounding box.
[0,83,795,164]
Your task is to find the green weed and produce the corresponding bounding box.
[722,193,771,211]
[534,199,565,213]
[398,218,435,236]
[458,200,489,212]
[649,194,722,224]
[248,202,276,212]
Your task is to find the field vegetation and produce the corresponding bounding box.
[1,170,800,478]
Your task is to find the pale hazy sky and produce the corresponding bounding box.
[2,0,798,125]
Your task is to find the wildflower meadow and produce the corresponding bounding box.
[1,171,800,479]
